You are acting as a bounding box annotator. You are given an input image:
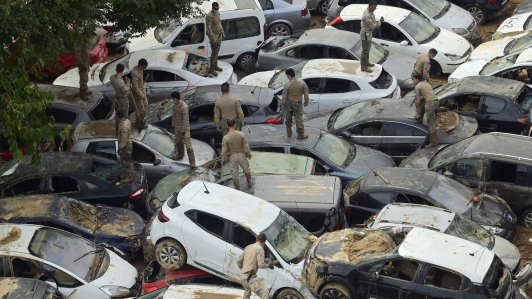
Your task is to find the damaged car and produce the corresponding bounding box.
[493,12,532,40]
[301,227,530,299]
[133,284,259,299]
[344,167,517,240]
[0,224,139,298]
[0,277,66,299]
[468,33,532,62]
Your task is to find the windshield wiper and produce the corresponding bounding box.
[74,247,103,262]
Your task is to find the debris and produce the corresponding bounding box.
[461,102,476,112]
[436,111,459,133]
[0,226,21,245]
[343,231,396,264]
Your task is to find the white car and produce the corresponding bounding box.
[325,4,473,75]
[449,47,532,83]
[149,181,316,299]
[135,284,259,299]
[470,33,532,61]
[365,203,522,273]
[493,12,532,40]
[0,224,137,299]
[53,49,237,109]
[95,23,130,53]
[238,59,400,114]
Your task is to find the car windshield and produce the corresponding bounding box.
[29,228,98,281]
[408,0,450,19]
[330,101,368,131]
[427,175,475,214]
[137,287,168,299]
[428,136,477,168]
[161,89,197,120]
[261,210,312,264]
[444,214,494,249]
[352,40,386,64]
[315,132,352,166]
[143,126,175,157]
[100,54,132,83]
[480,54,519,75]
[399,13,439,44]
[508,34,532,54]
[183,53,211,77]
[155,19,181,43]
[269,61,307,90]
[515,86,532,112]
[483,257,511,297]
[433,81,461,97]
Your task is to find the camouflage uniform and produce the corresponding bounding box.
[110,75,130,135]
[282,78,309,139]
[412,54,431,82]
[214,95,245,137]
[74,47,92,100]
[415,81,438,148]
[360,8,382,71]
[236,243,270,299]
[131,66,149,127]
[118,119,134,183]
[206,11,224,75]
[172,100,196,167]
[221,130,252,190]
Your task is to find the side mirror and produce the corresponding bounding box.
[339,131,351,138]
[443,171,454,177]
[399,40,408,46]
[154,159,162,166]
[171,38,184,47]
[323,165,331,173]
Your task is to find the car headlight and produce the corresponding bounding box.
[481,225,506,234]
[100,286,131,297]
[444,53,461,61]
[448,77,458,83]
[149,197,163,210]
[453,28,468,35]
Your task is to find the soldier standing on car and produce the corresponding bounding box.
[171,91,196,167]
[221,119,252,190]
[282,68,309,140]
[117,109,134,184]
[110,63,130,136]
[214,83,245,137]
[360,0,383,73]
[412,74,438,149]
[236,233,279,299]
[206,2,224,76]
[74,46,93,100]
[412,48,438,82]
[131,59,149,130]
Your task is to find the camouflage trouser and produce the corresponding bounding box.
[414,98,425,124]
[174,131,195,167]
[240,273,269,299]
[221,118,242,137]
[133,91,148,123]
[361,39,371,69]
[209,35,222,63]
[119,143,134,177]
[425,100,438,133]
[411,70,429,82]
[230,152,250,182]
[284,100,304,134]
[114,96,129,136]
[79,65,89,100]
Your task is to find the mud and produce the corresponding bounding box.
[87,120,116,136]
[436,111,459,133]
[344,231,396,264]
[0,226,21,245]
[61,197,100,232]
[166,52,181,64]
[57,90,93,102]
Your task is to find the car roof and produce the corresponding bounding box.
[0,277,50,299]
[340,4,410,23]
[0,195,61,221]
[358,98,416,122]
[0,224,38,254]
[298,29,358,49]
[243,124,322,148]
[37,84,102,111]
[302,59,382,80]
[461,133,532,160]
[178,181,281,232]
[163,284,255,299]
[74,120,147,141]
[374,204,455,232]
[455,76,523,98]
[194,0,260,14]
[190,84,275,106]
[362,167,437,194]
[222,152,315,176]
[399,227,494,283]
[129,49,188,70]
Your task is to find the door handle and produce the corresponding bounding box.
[342,100,352,103]
[380,43,389,46]
[197,46,205,49]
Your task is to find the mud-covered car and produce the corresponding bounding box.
[0,152,147,212]
[493,12,532,40]
[0,194,144,255]
[344,167,517,240]
[301,227,530,299]
[0,277,66,299]
[134,285,259,299]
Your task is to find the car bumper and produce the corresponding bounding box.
[93,47,109,65]
[307,0,320,10]
[142,214,157,263]
[293,14,312,33]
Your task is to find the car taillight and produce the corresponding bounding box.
[328,16,343,26]
[103,25,118,32]
[264,23,269,40]
[344,206,350,212]
[328,0,335,9]
[301,7,309,17]
[158,209,170,223]
[386,89,395,98]
[488,0,497,2]
[333,222,340,231]
[144,287,157,293]
[66,142,75,152]
[517,118,528,124]
[266,115,283,124]
[130,188,145,200]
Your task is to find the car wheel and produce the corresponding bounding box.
[521,208,532,228]
[277,289,304,299]
[237,52,256,71]
[429,60,442,78]
[318,0,329,16]
[465,4,486,25]
[269,24,291,37]
[320,282,352,299]
[155,239,187,270]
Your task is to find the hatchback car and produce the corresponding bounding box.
[493,12,532,40]
[0,277,66,299]
[468,33,532,62]
[515,0,532,15]
[260,0,311,36]
[403,76,532,134]
[239,59,401,114]
[53,49,237,110]
[0,224,138,299]
[69,120,215,188]
[344,167,517,240]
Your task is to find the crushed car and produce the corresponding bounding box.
[493,12,532,40]
[0,277,66,299]
[468,33,532,62]
[133,284,260,299]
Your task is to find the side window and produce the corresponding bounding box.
[298,46,325,60]
[45,107,77,124]
[299,212,326,232]
[489,161,528,186]
[258,0,274,10]
[441,158,485,181]
[323,79,359,93]
[380,23,408,43]
[176,23,205,45]
[348,122,383,136]
[0,257,5,277]
[385,122,421,136]
[132,143,156,163]
[303,78,321,94]
[338,0,358,7]
[4,178,42,197]
[234,18,260,38]
[189,104,215,123]
[380,259,420,282]
[196,212,225,238]
[11,258,46,280]
[250,146,285,153]
[328,47,356,60]
[424,266,463,291]
[332,20,356,31]
[40,263,82,287]
[48,177,81,194]
[313,162,327,175]
[482,96,506,114]
[244,105,259,116]
[222,21,237,40]
[367,192,393,208]
[232,225,256,249]
[86,141,117,161]
[152,70,184,82]
[352,20,362,33]
[286,47,298,58]
[290,147,325,165]
[396,193,437,207]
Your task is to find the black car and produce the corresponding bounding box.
[447,0,510,24]
[0,194,144,254]
[344,167,517,240]
[0,152,148,212]
[0,277,66,299]
[243,124,396,185]
[403,76,532,134]
[128,85,283,146]
[323,98,478,164]
[514,0,532,15]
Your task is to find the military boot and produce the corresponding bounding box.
[122,170,134,184]
[361,66,373,73]
[233,179,241,190]
[296,128,308,140]
[187,148,196,167]
[425,130,439,149]
[367,62,375,67]
[209,60,219,76]
[286,125,293,137]
[245,173,253,188]
[214,58,223,72]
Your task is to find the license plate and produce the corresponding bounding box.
[99,48,104,57]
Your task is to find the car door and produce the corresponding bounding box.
[433,158,488,191]
[439,93,480,120]
[84,140,119,163]
[372,21,416,58]
[341,121,384,151]
[146,70,190,103]
[381,121,426,160]
[2,177,45,198]
[485,160,529,213]
[219,17,262,62]
[413,264,468,299]
[302,78,322,113]
[131,141,166,187]
[478,95,510,132]
[169,22,207,56]
[369,257,422,299]
[258,0,275,27]
[282,45,304,66]
[39,262,101,299]
[319,78,362,111]
[44,176,85,201]
[327,46,357,61]
[348,191,393,224]
[188,103,219,143]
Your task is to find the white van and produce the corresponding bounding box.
[127,0,266,70]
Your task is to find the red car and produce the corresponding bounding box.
[0,137,50,162]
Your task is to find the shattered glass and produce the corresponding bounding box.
[315,132,350,166]
[481,54,519,75]
[262,210,311,263]
[92,164,123,182]
[269,61,307,90]
[445,214,493,249]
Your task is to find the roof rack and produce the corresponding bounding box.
[473,152,532,163]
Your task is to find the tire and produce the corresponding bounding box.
[320,282,352,299]
[155,239,187,270]
[237,52,256,71]
[465,4,487,25]
[318,0,329,16]
[521,208,532,228]
[429,60,442,78]
[269,24,291,37]
[277,289,304,299]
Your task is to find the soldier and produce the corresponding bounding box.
[117,109,134,183]
[206,2,224,76]
[110,63,130,136]
[74,46,93,100]
[412,49,438,82]
[131,59,149,131]
[221,119,252,190]
[282,68,309,140]
[171,91,196,167]
[236,233,278,299]
[214,83,245,137]
[412,74,438,148]
[360,0,383,73]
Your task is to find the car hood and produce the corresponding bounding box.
[189,139,215,166]
[128,27,161,53]
[424,28,471,57]
[399,146,447,169]
[437,4,475,32]
[448,60,487,81]
[492,236,521,270]
[465,193,516,229]
[470,39,512,61]
[494,13,530,37]
[92,249,137,288]
[54,62,107,88]
[302,110,336,131]
[348,145,396,174]
[98,206,145,237]
[238,70,278,88]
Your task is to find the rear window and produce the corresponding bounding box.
[370,69,393,89]
[89,96,112,120]
[183,54,210,77]
[267,95,281,113]
[515,86,532,113]
[338,0,357,7]
[91,163,123,182]
[299,212,326,232]
[483,257,510,297]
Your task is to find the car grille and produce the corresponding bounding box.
[467,21,476,32]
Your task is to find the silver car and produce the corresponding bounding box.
[69,120,216,188]
[260,0,312,36]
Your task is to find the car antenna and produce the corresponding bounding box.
[203,182,210,194]
[251,85,259,95]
